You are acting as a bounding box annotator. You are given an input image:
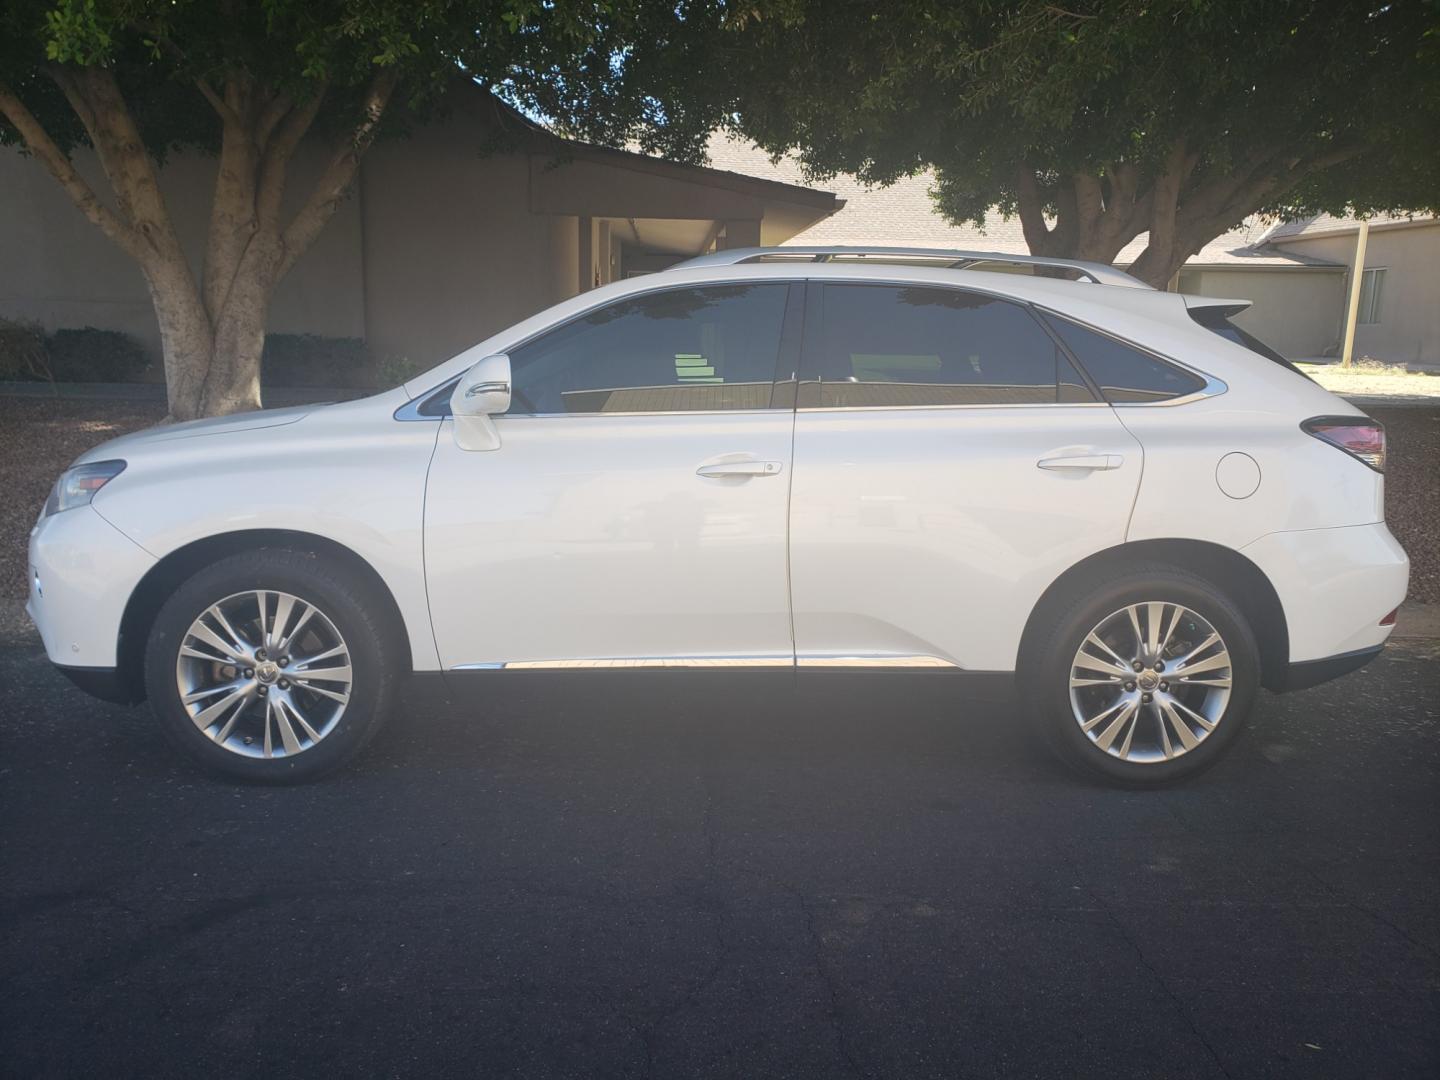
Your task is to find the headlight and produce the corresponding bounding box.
[44,460,126,516]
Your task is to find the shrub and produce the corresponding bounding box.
[262,334,372,388]
[0,318,53,382]
[372,354,424,388]
[46,328,149,382]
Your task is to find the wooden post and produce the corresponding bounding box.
[1340,220,1370,370]
[577,216,593,293]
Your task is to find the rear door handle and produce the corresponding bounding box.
[1037,454,1124,472]
[696,460,784,479]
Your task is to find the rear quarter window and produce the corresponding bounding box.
[1043,314,1206,403]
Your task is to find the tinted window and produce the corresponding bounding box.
[509,284,788,414]
[1045,314,1205,403]
[812,285,1094,407]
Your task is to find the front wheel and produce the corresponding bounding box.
[144,548,400,783]
[1028,566,1260,786]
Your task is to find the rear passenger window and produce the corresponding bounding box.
[1044,314,1206,403]
[811,285,1095,407]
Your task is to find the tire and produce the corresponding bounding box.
[1025,564,1260,787]
[144,548,401,783]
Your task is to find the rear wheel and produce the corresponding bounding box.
[1028,566,1260,786]
[144,548,400,783]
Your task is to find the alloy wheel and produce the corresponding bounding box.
[174,590,353,759]
[1068,602,1232,764]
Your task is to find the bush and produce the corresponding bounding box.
[0,318,52,382]
[372,354,425,388]
[262,334,372,388]
[46,328,149,382]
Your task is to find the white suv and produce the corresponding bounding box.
[27,247,1408,785]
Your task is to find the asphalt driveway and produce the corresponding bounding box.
[1,642,1437,1078]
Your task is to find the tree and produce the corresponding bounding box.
[0,1,711,419]
[713,0,1440,288]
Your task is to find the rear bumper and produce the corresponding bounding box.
[1273,644,1384,693]
[1241,522,1407,663]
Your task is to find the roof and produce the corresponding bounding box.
[478,94,842,214]
[703,136,1344,269]
[1265,212,1440,241]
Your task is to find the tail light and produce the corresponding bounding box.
[1302,416,1386,472]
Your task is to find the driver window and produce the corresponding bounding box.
[508,284,790,414]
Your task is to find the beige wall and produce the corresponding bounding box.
[1,101,833,376]
[357,115,584,368]
[1274,223,1440,366]
[1177,267,1346,359]
[0,144,365,359]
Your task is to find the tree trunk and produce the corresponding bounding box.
[0,67,397,421]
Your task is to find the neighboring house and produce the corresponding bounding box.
[1258,214,1440,368]
[0,91,841,369]
[706,139,1438,367]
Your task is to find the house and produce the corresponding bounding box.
[0,93,841,369]
[705,139,1438,368]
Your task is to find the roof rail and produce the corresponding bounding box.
[675,246,1151,289]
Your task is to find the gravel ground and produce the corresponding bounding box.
[0,398,165,641]
[1297,362,1440,401]
[2,397,1436,645]
[1369,406,1440,604]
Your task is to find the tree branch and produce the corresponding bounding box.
[1013,165,1055,253]
[279,68,399,277]
[255,81,328,228]
[197,77,246,130]
[0,80,148,261]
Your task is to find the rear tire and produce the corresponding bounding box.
[1026,565,1260,787]
[144,548,400,783]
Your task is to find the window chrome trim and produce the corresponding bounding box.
[795,401,1115,414]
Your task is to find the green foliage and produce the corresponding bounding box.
[0,318,53,382]
[0,322,149,382]
[706,0,1439,236]
[0,1,724,164]
[371,353,423,388]
[261,333,371,387]
[46,327,149,381]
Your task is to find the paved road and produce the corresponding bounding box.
[2,642,1437,1079]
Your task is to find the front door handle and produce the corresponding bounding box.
[1037,453,1124,472]
[696,460,784,479]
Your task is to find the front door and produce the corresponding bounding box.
[788,281,1144,672]
[424,282,802,670]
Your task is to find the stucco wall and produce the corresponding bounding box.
[1274,223,1440,366]
[0,144,365,358]
[358,115,585,368]
[1177,267,1346,359]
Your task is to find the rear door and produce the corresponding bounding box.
[788,280,1143,672]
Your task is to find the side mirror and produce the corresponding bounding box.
[449,354,512,452]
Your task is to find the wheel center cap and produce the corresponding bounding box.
[255,661,280,684]
[1138,670,1159,691]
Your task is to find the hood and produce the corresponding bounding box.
[75,404,315,464]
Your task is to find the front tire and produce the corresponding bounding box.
[144,548,400,783]
[1027,565,1260,787]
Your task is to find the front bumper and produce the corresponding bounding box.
[53,663,140,705]
[27,505,156,669]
